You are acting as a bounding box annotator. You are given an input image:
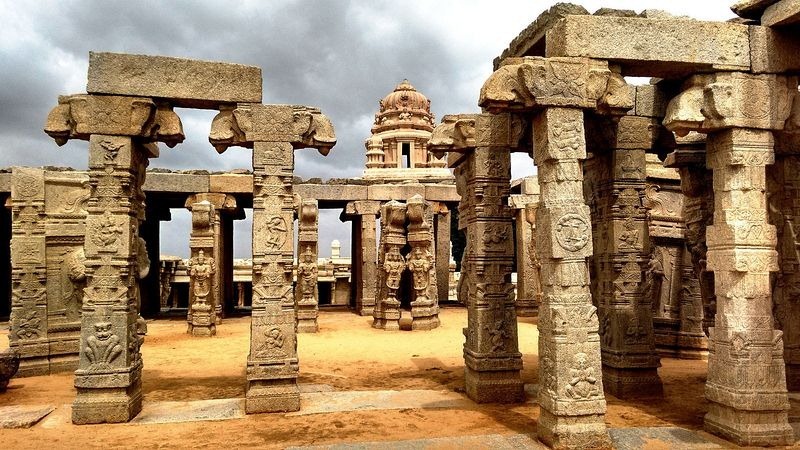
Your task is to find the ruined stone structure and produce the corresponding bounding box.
[41,52,336,423]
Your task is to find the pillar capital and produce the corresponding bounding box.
[209,104,336,155]
[479,56,633,115]
[185,193,238,212]
[664,72,798,136]
[44,94,184,148]
[343,200,382,217]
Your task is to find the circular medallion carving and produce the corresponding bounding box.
[555,213,589,252]
[15,174,40,199]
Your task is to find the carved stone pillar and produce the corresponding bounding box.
[407,195,439,330]
[510,179,541,317]
[342,201,381,316]
[433,203,452,307]
[139,205,169,318]
[209,103,336,414]
[44,92,183,424]
[296,199,319,333]
[479,56,633,448]
[185,193,237,336]
[9,167,48,376]
[664,72,796,446]
[373,201,407,331]
[586,115,663,397]
[432,112,524,403]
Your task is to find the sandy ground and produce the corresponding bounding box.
[0,307,755,449]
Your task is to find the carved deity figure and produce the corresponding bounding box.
[645,247,666,314]
[297,248,318,302]
[265,216,288,249]
[85,321,123,369]
[188,250,216,301]
[384,247,406,300]
[485,319,509,352]
[408,247,432,296]
[565,352,600,399]
[618,217,640,249]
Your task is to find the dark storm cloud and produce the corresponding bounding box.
[0,1,735,257]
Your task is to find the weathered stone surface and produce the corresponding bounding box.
[87,52,262,109]
[750,26,800,73]
[143,172,209,194]
[0,405,55,428]
[762,0,800,26]
[545,15,751,76]
[0,349,19,391]
[732,0,781,19]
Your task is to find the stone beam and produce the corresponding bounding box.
[87,52,262,109]
[750,26,800,73]
[761,0,800,26]
[143,172,210,193]
[545,16,751,77]
[732,0,781,19]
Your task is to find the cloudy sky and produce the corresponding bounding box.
[0,0,736,258]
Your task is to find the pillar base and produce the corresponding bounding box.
[297,320,319,333]
[411,315,440,331]
[372,318,400,331]
[538,409,611,450]
[464,366,524,403]
[357,306,374,316]
[15,356,51,377]
[72,381,143,424]
[188,323,216,337]
[704,403,794,447]
[245,379,300,413]
[602,366,663,398]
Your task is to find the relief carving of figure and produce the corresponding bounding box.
[85,321,123,369]
[297,248,318,302]
[384,247,406,302]
[645,247,665,314]
[61,248,87,312]
[565,352,600,399]
[618,217,640,249]
[408,247,432,298]
[485,319,509,353]
[265,216,288,249]
[188,250,216,301]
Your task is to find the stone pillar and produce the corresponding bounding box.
[664,72,796,446]
[462,114,524,403]
[703,128,792,445]
[342,201,381,316]
[139,206,169,318]
[296,199,319,333]
[9,167,48,377]
[407,195,439,330]
[433,204,451,306]
[44,91,184,424]
[431,112,524,403]
[210,103,336,414]
[373,200,406,331]
[510,178,541,317]
[185,193,237,336]
[586,115,663,398]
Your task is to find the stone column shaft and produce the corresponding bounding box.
[534,107,610,449]
[247,139,299,413]
[344,201,380,316]
[587,117,662,397]
[72,135,151,424]
[373,201,407,331]
[459,113,523,403]
[408,195,440,330]
[703,128,793,445]
[434,207,452,306]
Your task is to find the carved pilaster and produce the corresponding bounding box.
[296,199,319,333]
[407,195,439,330]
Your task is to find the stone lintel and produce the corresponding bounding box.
[750,26,800,73]
[294,184,368,204]
[142,172,209,193]
[209,173,253,194]
[87,52,262,109]
[761,0,800,26]
[545,15,751,77]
